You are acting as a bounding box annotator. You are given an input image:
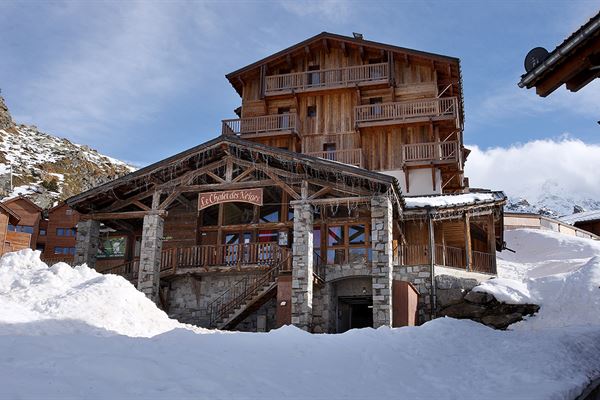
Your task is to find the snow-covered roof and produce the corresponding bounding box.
[404,192,503,209]
[560,210,600,225]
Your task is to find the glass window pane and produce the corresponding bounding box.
[259,206,280,223]
[349,225,366,244]
[327,226,344,246]
[223,202,255,225]
[326,248,345,264]
[348,248,368,264]
[201,205,219,226]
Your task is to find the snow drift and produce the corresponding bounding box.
[0,230,599,399]
[0,249,195,337]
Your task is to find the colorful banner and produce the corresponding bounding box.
[97,236,127,259]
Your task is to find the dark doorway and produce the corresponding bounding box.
[337,296,373,333]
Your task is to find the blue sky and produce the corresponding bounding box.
[1,0,599,168]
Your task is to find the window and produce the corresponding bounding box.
[307,106,317,118]
[57,228,64,236]
[54,247,75,255]
[323,143,336,161]
[39,228,46,236]
[223,202,255,225]
[349,225,366,244]
[57,228,76,236]
[9,225,34,234]
[327,226,344,246]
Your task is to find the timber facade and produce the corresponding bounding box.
[67,33,506,333]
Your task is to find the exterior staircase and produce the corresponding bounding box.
[207,255,290,330]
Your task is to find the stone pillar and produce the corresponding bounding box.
[137,214,164,303]
[291,202,314,331]
[371,195,394,328]
[74,219,100,269]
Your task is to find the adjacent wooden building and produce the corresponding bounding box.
[66,33,506,333]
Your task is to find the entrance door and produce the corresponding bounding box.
[337,296,373,333]
[223,231,253,265]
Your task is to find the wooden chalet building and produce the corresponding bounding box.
[67,33,506,333]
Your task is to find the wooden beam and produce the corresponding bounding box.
[132,200,151,211]
[102,188,155,212]
[290,196,373,206]
[263,169,301,200]
[341,41,348,57]
[464,213,472,271]
[231,166,256,183]
[151,191,162,210]
[206,170,225,183]
[286,54,293,69]
[158,191,181,210]
[322,39,330,54]
[308,185,331,200]
[225,158,234,182]
[178,180,276,193]
[81,210,167,221]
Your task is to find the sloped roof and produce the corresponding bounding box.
[0,202,21,225]
[560,209,600,225]
[67,136,403,213]
[519,11,600,91]
[226,31,460,94]
[3,195,43,212]
[404,191,506,211]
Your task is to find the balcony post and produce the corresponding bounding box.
[464,213,472,272]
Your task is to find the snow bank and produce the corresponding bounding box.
[0,249,197,337]
[473,229,600,329]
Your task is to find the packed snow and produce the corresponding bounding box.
[0,229,599,399]
[404,192,496,208]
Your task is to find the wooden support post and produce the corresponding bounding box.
[428,212,436,319]
[487,213,496,273]
[464,213,472,272]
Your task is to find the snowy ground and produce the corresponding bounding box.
[0,229,599,399]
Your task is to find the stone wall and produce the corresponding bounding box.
[74,220,100,269]
[371,196,393,328]
[137,214,164,302]
[291,203,313,330]
[237,297,277,332]
[166,272,275,331]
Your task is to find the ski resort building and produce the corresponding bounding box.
[66,33,506,332]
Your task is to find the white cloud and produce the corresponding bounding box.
[465,138,600,200]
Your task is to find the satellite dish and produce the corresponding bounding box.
[524,47,549,72]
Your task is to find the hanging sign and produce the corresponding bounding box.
[198,188,263,210]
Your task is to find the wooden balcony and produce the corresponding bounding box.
[402,140,460,165]
[222,114,298,138]
[160,242,287,276]
[398,244,496,274]
[306,148,364,168]
[354,97,459,128]
[264,63,388,95]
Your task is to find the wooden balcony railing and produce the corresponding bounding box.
[306,148,364,167]
[354,97,458,126]
[221,114,298,136]
[99,260,139,282]
[400,244,495,274]
[160,242,285,275]
[265,63,388,95]
[402,140,459,163]
[471,251,496,274]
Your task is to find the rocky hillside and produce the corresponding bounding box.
[0,96,134,209]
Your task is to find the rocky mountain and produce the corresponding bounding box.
[0,96,135,209]
[505,181,600,219]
